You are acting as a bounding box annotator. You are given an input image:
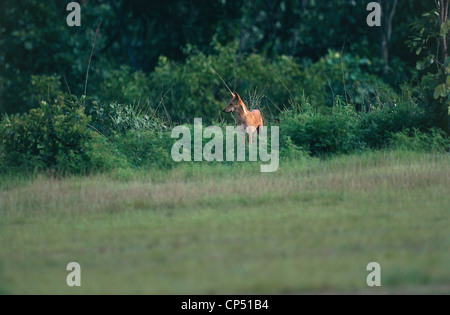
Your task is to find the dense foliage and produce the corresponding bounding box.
[0,1,449,174]
[0,0,436,114]
[0,96,93,173]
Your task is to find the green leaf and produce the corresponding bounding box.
[24,41,33,51]
[433,83,447,99]
[416,60,427,70]
[416,56,434,71]
[440,20,450,36]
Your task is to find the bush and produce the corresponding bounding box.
[280,97,363,156]
[390,128,450,152]
[0,95,94,173]
[87,133,131,172]
[279,134,307,160]
[278,92,439,156]
[359,102,428,148]
[112,130,175,169]
[26,75,63,107]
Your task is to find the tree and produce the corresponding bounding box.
[380,0,398,76]
[435,0,449,65]
[434,0,450,131]
[407,0,450,132]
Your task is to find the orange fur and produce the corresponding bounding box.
[223,93,263,138]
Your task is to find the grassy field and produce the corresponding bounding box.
[0,149,449,294]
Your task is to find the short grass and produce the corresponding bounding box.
[0,149,449,294]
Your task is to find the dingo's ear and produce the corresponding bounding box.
[234,92,241,100]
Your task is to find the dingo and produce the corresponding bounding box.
[223,92,263,141]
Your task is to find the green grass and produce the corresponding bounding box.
[1,150,449,294]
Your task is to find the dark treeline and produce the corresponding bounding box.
[0,0,436,114]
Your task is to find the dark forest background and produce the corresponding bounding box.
[0,1,436,114]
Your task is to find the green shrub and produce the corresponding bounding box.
[0,95,94,173]
[26,75,63,107]
[112,130,174,169]
[87,133,130,172]
[359,102,428,148]
[390,128,450,152]
[280,98,362,156]
[279,134,307,160]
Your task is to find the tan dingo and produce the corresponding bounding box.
[223,92,263,141]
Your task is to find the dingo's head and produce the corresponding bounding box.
[223,93,243,113]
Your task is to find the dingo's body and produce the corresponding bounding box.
[223,93,263,135]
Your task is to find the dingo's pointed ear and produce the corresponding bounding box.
[231,91,235,98]
[235,92,241,100]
